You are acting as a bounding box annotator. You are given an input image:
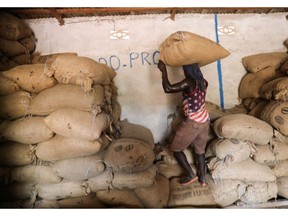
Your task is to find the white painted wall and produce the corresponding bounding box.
[26,13,288,143]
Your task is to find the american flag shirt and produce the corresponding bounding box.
[182,81,209,123]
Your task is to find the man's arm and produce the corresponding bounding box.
[158,60,193,93]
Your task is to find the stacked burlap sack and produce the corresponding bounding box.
[237,51,288,203]
[0,10,36,71]
[0,53,161,208]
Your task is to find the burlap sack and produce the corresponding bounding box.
[205,101,231,122]
[2,64,58,93]
[96,189,144,208]
[156,146,195,165]
[0,142,36,166]
[29,84,104,115]
[10,165,62,184]
[3,116,54,144]
[36,135,102,162]
[104,138,155,173]
[156,162,187,180]
[260,101,288,136]
[277,176,288,199]
[0,11,32,40]
[0,166,10,185]
[36,179,89,200]
[260,77,288,101]
[52,155,105,180]
[46,55,116,92]
[213,114,273,145]
[84,165,157,192]
[11,53,31,65]
[118,120,155,148]
[0,73,21,96]
[252,144,276,166]
[273,160,288,177]
[0,57,18,71]
[0,183,36,202]
[168,176,217,207]
[208,157,276,182]
[206,174,246,207]
[242,52,288,73]
[0,37,27,57]
[208,138,254,164]
[240,181,278,205]
[248,100,269,119]
[0,91,31,120]
[55,193,106,208]
[44,109,110,141]
[19,34,36,53]
[159,31,230,67]
[31,52,78,64]
[134,174,169,208]
[239,67,276,99]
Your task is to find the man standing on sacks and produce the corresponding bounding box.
[158,60,210,186]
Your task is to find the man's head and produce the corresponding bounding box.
[183,63,205,90]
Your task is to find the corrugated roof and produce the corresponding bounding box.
[1,7,288,25]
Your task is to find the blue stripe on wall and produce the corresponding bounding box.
[214,14,225,109]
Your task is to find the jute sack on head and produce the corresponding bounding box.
[3,116,54,144]
[84,165,157,192]
[134,174,169,208]
[208,138,254,164]
[159,31,230,67]
[0,11,32,40]
[0,142,36,166]
[29,84,104,116]
[36,179,90,200]
[206,174,246,208]
[240,181,278,205]
[118,120,155,148]
[260,101,288,136]
[260,77,288,101]
[2,64,58,93]
[276,176,288,199]
[273,160,288,177]
[0,91,31,120]
[44,109,110,141]
[168,175,217,208]
[208,157,276,182]
[242,52,288,73]
[239,67,276,99]
[36,135,102,162]
[213,114,273,145]
[96,189,144,208]
[0,73,21,96]
[52,155,105,180]
[10,164,62,184]
[46,55,116,92]
[104,138,155,173]
[0,37,27,57]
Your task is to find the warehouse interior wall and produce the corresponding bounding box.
[26,13,288,143]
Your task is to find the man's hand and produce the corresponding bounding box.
[157,60,166,72]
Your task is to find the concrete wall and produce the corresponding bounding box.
[26,13,288,143]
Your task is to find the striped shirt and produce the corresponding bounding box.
[182,81,209,123]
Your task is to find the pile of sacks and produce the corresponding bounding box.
[0,10,36,71]
[0,53,161,208]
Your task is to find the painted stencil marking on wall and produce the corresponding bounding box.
[98,50,160,70]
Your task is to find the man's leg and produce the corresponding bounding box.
[174,151,198,185]
[196,153,207,186]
